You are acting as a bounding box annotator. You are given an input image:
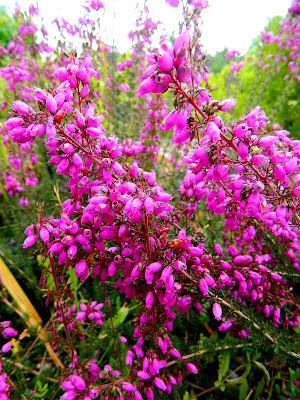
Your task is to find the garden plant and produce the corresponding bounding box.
[0,0,299,399]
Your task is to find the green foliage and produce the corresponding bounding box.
[210,15,300,137]
[207,48,230,74]
[215,352,230,390]
[0,6,18,48]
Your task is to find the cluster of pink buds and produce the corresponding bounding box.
[137,30,192,96]
[166,0,208,10]
[116,60,133,71]
[61,373,99,400]
[0,360,11,400]
[0,321,18,353]
[230,61,247,74]
[225,49,241,59]
[259,3,300,81]
[289,0,300,14]
[1,120,39,206]
[73,302,105,326]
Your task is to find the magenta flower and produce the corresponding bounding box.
[186,362,198,374]
[212,303,222,320]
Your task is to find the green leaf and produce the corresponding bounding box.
[239,378,249,400]
[33,381,49,398]
[253,377,265,400]
[254,360,270,383]
[113,305,129,327]
[215,352,230,387]
[183,391,190,400]
[183,391,197,400]
[68,267,79,305]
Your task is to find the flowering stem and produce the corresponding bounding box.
[170,73,208,121]
[171,76,300,224]
[211,292,300,360]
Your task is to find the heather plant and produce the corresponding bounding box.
[0,1,299,400]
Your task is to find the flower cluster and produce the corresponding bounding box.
[0,361,11,400]
[0,321,18,354]
[0,321,17,400]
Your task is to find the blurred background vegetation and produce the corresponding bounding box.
[208,16,300,136]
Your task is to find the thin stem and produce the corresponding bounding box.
[48,253,75,359]
[212,292,300,360]
[164,343,253,368]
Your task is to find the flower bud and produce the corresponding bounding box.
[212,303,222,320]
[46,93,57,114]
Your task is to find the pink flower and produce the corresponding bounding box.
[237,142,249,160]
[292,186,300,196]
[166,0,179,6]
[122,382,136,392]
[90,0,104,10]
[1,341,12,353]
[125,350,134,365]
[156,51,174,72]
[186,362,198,374]
[146,291,154,308]
[23,234,37,248]
[13,101,31,115]
[5,117,24,130]
[154,377,167,391]
[2,327,17,338]
[206,121,220,142]
[219,99,236,111]
[39,227,50,243]
[199,278,208,295]
[212,303,222,320]
[219,320,233,331]
[70,375,86,391]
[259,136,279,148]
[75,259,89,281]
[46,94,57,114]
